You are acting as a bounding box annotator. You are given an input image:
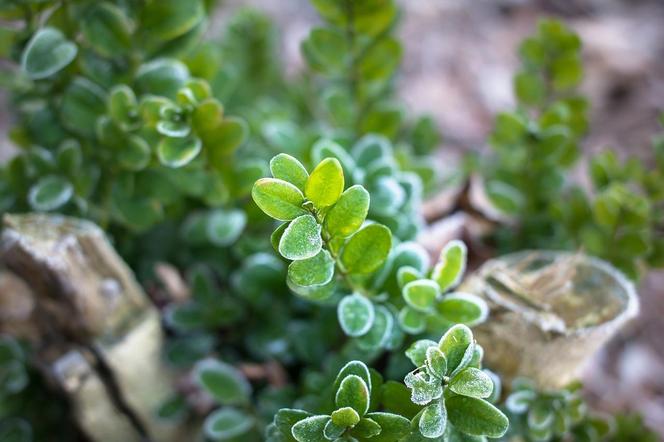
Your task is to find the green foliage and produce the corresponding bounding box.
[502,379,611,442]
[253,155,489,353]
[478,18,664,280]
[268,328,508,441]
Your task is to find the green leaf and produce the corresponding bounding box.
[302,27,347,73]
[288,250,335,287]
[323,420,345,440]
[324,185,370,238]
[157,135,202,168]
[204,407,253,441]
[356,305,393,351]
[141,0,204,41]
[278,214,323,260]
[205,117,248,164]
[425,347,447,379]
[398,306,427,335]
[404,371,443,406]
[485,180,524,214]
[274,409,312,437]
[21,27,77,79]
[338,293,375,337]
[403,280,439,312]
[420,400,447,438]
[60,77,107,137]
[194,359,251,406]
[341,224,392,274]
[438,324,474,375]
[28,175,73,211]
[109,85,138,128]
[330,407,360,428]
[336,374,370,415]
[270,153,309,191]
[505,390,535,414]
[432,240,467,292]
[333,361,372,394]
[514,71,545,106]
[135,58,189,98]
[364,413,410,442]
[252,178,307,221]
[446,396,509,438]
[397,266,421,288]
[405,340,438,367]
[448,368,493,399]
[291,415,329,442]
[358,36,402,81]
[206,209,246,246]
[81,3,132,57]
[305,158,344,209]
[350,417,382,438]
[437,293,488,327]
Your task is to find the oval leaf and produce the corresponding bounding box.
[270,153,309,191]
[28,175,73,211]
[437,292,489,327]
[438,324,474,375]
[448,367,494,399]
[403,280,439,312]
[21,27,77,79]
[278,214,322,260]
[252,178,307,221]
[288,249,335,287]
[341,224,392,274]
[157,135,202,168]
[432,240,467,292]
[445,396,509,438]
[335,374,370,415]
[338,293,375,337]
[324,184,370,238]
[204,407,253,440]
[305,157,344,209]
[419,400,447,438]
[194,359,251,406]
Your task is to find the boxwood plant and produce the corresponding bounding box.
[0,0,657,441]
[478,19,664,280]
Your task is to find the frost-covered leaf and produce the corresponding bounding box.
[419,400,447,438]
[157,135,202,168]
[305,157,344,209]
[338,294,375,337]
[288,249,335,287]
[356,305,394,351]
[437,292,488,327]
[291,415,329,442]
[446,396,509,438]
[333,361,372,395]
[270,153,309,191]
[206,209,246,246]
[397,266,421,289]
[252,178,307,221]
[405,340,438,367]
[505,390,535,414]
[404,371,442,406]
[398,306,427,335]
[204,407,253,440]
[194,359,251,406]
[425,347,447,379]
[335,375,370,415]
[432,240,467,292]
[324,185,370,238]
[403,280,439,312]
[341,224,392,274]
[448,368,493,399]
[438,324,474,375]
[28,175,73,211]
[330,407,360,428]
[350,417,382,438]
[279,214,322,260]
[364,413,410,442]
[21,27,77,79]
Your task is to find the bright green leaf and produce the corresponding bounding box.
[305,157,344,209]
[335,374,370,415]
[324,185,370,238]
[448,368,493,399]
[252,178,307,221]
[270,153,309,191]
[432,240,467,292]
[341,224,392,274]
[403,280,439,312]
[288,249,334,287]
[157,135,202,168]
[446,396,509,438]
